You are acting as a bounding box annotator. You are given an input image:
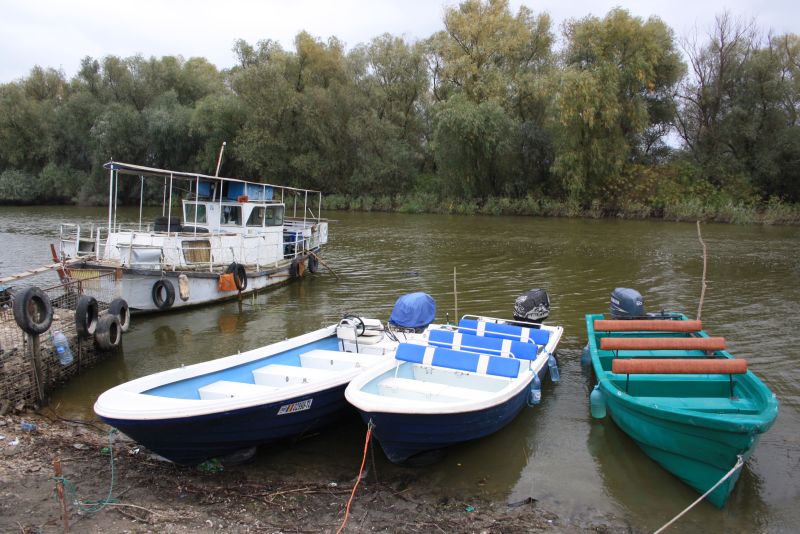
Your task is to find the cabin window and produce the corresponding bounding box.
[221,205,242,226]
[265,206,284,226]
[247,206,265,227]
[185,203,207,223]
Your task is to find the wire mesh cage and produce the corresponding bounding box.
[0,270,119,410]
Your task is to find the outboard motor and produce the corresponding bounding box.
[610,288,644,319]
[388,292,436,332]
[513,288,550,325]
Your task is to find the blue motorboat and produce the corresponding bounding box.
[345,313,563,464]
[94,316,398,465]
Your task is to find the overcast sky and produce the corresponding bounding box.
[1,0,798,83]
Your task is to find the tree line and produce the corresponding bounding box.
[1,1,798,222]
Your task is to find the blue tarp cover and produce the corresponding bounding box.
[389,292,436,328]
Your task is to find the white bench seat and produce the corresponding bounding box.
[377,377,493,403]
[198,380,279,400]
[300,349,378,370]
[252,363,338,387]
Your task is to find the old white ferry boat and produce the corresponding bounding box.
[55,161,329,312]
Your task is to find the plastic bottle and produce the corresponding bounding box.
[529,373,542,405]
[52,330,73,366]
[20,420,37,432]
[590,385,606,419]
[547,353,560,383]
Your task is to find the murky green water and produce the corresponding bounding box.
[2,206,799,532]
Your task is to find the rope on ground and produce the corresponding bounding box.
[53,429,120,514]
[696,220,708,321]
[336,420,374,534]
[653,455,744,534]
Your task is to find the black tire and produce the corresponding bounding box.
[226,262,247,291]
[152,279,175,310]
[74,295,99,339]
[13,286,53,335]
[95,313,122,351]
[289,259,299,277]
[308,254,319,274]
[108,298,131,333]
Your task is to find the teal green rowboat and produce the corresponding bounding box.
[585,313,779,508]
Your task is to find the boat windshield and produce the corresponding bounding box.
[221,205,242,226]
[247,206,265,227]
[265,205,284,226]
[184,203,207,224]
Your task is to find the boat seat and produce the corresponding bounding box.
[395,343,521,378]
[377,377,493,402]
[594,319,702,332]
[300,349,377,370]
[601,337,726,352]
[611,358,747,375]
[252,363,339,387]
[637,395,759,414]
[458,319,550,345]
[428,329,539,360]
[198,380,279,400]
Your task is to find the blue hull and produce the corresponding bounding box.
[360,386,530,464]
[100,383,351,465]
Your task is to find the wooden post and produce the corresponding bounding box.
[29,333,45,404]
[53,457,70,533]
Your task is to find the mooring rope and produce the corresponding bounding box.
[653,455,744,534]
[53,429,119,514]
[336,420,374,534]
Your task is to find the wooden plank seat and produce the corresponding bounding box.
[377,377,493,402]
[427,329,539,360]
[198,380,279,400]
[612,358,747,375]
[594,319,702,332]
[600,337,726,352]
[395,343,521,378]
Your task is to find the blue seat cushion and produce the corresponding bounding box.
[428,329,538,360]
[394,343,521,378]
[459,319,550,345]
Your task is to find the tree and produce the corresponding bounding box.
[555,8,684,203]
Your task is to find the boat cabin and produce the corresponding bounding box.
[183,200,285,234]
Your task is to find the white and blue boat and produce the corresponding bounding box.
[94,315,401,465]
[345,305,563,464]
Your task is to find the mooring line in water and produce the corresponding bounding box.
[653,455,744,534]
[336,420,374,534]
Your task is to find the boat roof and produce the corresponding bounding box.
[103,161,321,195]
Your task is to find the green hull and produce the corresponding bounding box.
[586,313,778,508]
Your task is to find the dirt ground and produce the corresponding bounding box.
[0,411,619,533]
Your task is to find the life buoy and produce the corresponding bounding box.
[95,313,122,351]
[226,262,247,291]
[108,298,131,333]
[74,295,99,338]
[13,286,53,335]
[152,279,176,310]
[308,254,319,274]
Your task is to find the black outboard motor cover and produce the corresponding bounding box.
[610,288,644,319]
[513,288,550,324]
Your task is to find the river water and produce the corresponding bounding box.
[1,206,799,532]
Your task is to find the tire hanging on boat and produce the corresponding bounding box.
[13,286,53,335]
[289,259,300,278]
[95,313,122,351]
[74,295,99,338]
[152,279,176,310]
[108,297,131,333]
[226,262,247,291]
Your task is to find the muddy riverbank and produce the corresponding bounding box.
[0,412,629,533]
